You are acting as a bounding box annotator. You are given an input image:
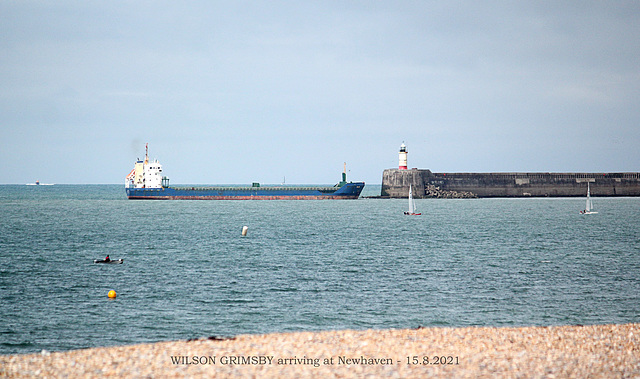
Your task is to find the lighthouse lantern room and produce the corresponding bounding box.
[399,143,408,170]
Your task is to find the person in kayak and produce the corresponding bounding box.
[105,255,110,262]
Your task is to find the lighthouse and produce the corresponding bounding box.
[398,143,408,170]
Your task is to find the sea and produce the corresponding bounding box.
[1,184,639,355]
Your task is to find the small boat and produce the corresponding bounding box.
[94,258,124,264]
[404,184,421,215]
[26,180,54,186]
[580,182,598,214]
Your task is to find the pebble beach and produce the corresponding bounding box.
[1,323,638,378]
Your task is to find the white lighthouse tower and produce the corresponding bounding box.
[398,143,408,170]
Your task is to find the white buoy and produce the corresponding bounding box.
[241,226,248,236]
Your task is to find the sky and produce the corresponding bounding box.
[1,1,639,184]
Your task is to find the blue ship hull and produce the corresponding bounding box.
[126,182,365,200]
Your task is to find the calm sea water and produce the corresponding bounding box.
[1,184,639,354]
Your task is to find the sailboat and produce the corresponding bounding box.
[580,182,598,214]
[404,184,421,215]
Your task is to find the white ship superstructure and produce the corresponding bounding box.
[125,144,163,189]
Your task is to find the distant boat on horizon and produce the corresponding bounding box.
[26,180,54,186]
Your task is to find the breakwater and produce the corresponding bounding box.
[382,169,640,198]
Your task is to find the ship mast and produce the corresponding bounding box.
[145,143,149,164]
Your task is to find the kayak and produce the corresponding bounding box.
[94,259,123,264]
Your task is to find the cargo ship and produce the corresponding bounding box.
[125,145,365,200]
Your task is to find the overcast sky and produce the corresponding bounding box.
[1,1,639,184]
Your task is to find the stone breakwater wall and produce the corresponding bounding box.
[423,184,477,199]
[382,169,640,198]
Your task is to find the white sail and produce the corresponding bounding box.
[408,184,415,214]
[582,182,597,214]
